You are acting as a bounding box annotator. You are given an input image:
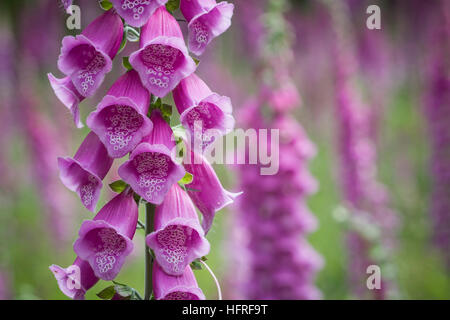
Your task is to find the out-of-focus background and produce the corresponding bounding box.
[0,0,449,300]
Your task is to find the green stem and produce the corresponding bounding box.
[144,202,155,300]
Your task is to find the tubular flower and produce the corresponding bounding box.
[73,189,138,281]
[49,257,99,300]
[153,262,205,300]
[111,0,168,27]
[183,146,241,234]
[57,9,123,98]
[87,69,153,158]
[146,184,210,275]
[173,73,235,150]
[180,0,234,56]
[47,73,85,128]
[129,6,196,98]
[58,131,113,212]
[118,110,185,204]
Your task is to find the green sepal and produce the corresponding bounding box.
[179,172,193,185]
[166,0,180,12]
[122,57,133,71]
[190,259,202,270]
[109,180,129,193]
[96,285,116,300]
[99,0,113,10]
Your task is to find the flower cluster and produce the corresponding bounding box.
[49,1,235,300]
[228,0,322,300]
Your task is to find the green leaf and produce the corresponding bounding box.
[193,57,200,65]
[166,0,180,12]
[96,285,116,300]
[179,172,193,185]
[99,0,113,10]
[122,57,133,71]
[113,282,134,299]
[109,180,128,193]
[118,30,127,54]
[190,259,202,270]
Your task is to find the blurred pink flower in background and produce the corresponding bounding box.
[424,2,450,270]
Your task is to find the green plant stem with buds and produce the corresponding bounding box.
[144,202,155,300]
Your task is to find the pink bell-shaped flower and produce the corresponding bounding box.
[129,6,196,97]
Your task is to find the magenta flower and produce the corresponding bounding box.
[129,6,196,98]
[180,0,234,56]
[47,73,85,128]
[111,0,168,27]
[58,131,113,212]
[49,257,99,300]
[184,147,241,233]
[86,70,153,158]
[118,110,185,204]
[146,184,210,275]
[73,190,138,281]
[173,73,235,150]
[153,262,205,300]
[57,9,123,98]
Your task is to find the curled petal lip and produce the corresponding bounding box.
[86,95,154,158]
[160,286,206,300]
[73,219,134,281]
[146,218,210,276]
[187,2,234,55]
[47,73,84,128]
[58,35,113,98]
[118,143,186,205]
[111,0,168,27]
[129,36,196,98]
[48,264,85,299]
[57,156,103,212]
[180,93,235,137]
